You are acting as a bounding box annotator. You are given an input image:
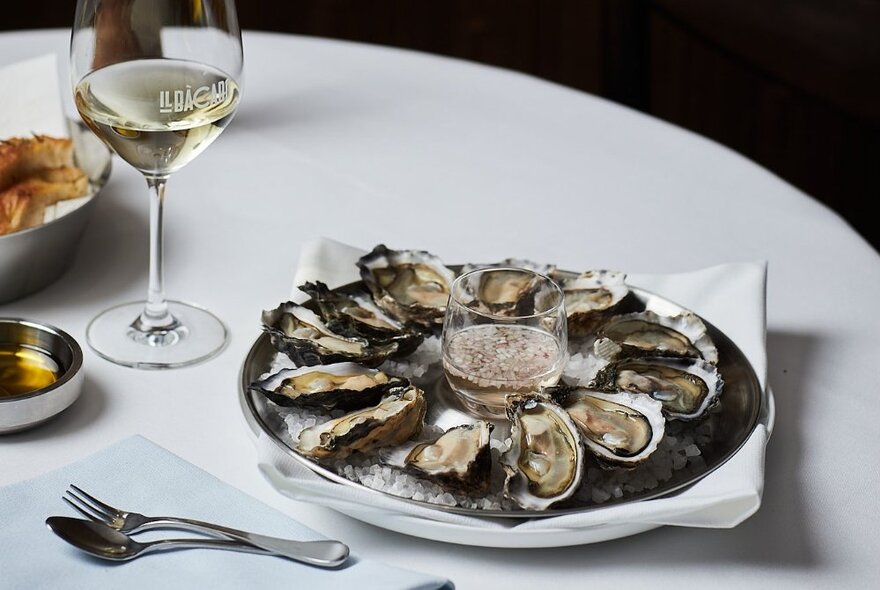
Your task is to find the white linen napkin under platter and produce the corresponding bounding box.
[255,237,774,534]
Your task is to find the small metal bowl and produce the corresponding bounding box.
[0,120,112,304]
[0,318,84,434]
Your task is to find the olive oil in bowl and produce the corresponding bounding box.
[0,344,62,398]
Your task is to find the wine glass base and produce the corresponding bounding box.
[87,300,228,369]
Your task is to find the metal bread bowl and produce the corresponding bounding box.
[0,120,112,304]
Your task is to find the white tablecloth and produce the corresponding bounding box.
[1,29,878,589]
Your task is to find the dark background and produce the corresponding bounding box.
[6,0,879,250]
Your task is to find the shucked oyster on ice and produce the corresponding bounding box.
[261,302,397,367]
[382,421,494,494]
[296,385,427,459]
[593,310,719,365]
[250,363,408,411]
[298,281,424,357]
[501,394,585,510]
[458,260,555,317]
[554,270,631,336]
[357,245,456,329]
[546,386,665,467]
[460,259,555,277]
[591,357,723,421]
[299,281,404,334]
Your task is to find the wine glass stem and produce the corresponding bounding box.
[138,176,177,331]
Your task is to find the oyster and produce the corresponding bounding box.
[261,302,397,367]
[296,385,427,459]
[593,310,719,365]
[382,421,494,493]
[459,260,555,316]
[298,281,424,356]
[460,259,555,277]
[556,270,631,336]
[357,245,456,329]
[250,363,407,411]
[547,386,664,467]
[592,357,723,421]
[501,394,585,510]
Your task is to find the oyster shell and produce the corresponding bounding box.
[556,270,631,336]
[547,386,665,467]
[261,302,397,367]
[591,357,723,421]
[459,260,555,316]
[593,310,719,365]
[501,394,585,510]
[296,385,427,459]
[298,281,424,357]
[382,421,494,494]
[250,363,408,411]
[460,259,555,277]
[357,245,456,329]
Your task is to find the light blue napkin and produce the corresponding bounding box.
[0,436,451,590]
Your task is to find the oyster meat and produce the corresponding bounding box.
[296,385,427,459]
[299,281,424,356]
[548,386,665,467]
[592,357,723,421]
[382,421,494,494]
[262,302,397,367]
[459,260,555,316]
[501,394,585,510]
[250,363,407,411]
[555,270,631,336]
[593,310,719,365]
[357,245,456,329]
[460,259,555,277]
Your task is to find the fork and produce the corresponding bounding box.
[63,484,349,568]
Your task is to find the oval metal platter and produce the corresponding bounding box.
[239,279,762,519]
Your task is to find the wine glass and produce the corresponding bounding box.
[70,0,242,369]
[441,267,567,418]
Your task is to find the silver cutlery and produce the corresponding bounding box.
[47,517,273,561]
[60,484,349,567]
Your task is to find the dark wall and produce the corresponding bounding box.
[6,0,878,249]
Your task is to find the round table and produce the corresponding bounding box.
[2,29,878,589]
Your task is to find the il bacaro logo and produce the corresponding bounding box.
[159,80,229,114]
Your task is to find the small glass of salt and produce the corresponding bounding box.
[441,267,567,418]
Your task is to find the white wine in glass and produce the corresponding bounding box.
[71,0,243,368]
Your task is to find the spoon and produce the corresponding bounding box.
[45,517,349,566]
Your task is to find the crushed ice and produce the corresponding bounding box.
[261,335,719,512]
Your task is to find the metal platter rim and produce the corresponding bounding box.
[239,282,763,520]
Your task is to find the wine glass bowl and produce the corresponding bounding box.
[70,0,242,369]
[441,267,568,419]
[73,61,240,177]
